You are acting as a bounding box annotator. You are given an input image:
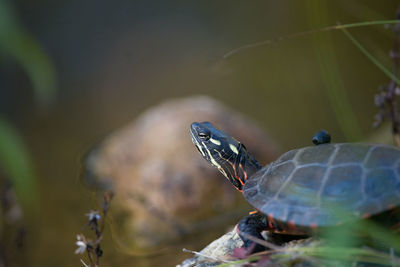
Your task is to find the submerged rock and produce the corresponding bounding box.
[83,95,279,249]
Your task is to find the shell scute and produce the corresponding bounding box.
[297,144,335,165]
[322,165,363,202]
[365,146,400,169]
[275,149,297,163]
[258,161,296,196]
[261,200,288,222]
[357,198,382,216]
[291,165,326,192]
[277,165,326,206]
[332,144,369,164]
[365,168,398,198]
[396,161,400,177]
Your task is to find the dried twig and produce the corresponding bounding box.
[182,248,234,263]
[75,191,113,267]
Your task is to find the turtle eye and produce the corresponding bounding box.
[198,132,210,141]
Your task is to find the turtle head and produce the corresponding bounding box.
[190,122,261,191]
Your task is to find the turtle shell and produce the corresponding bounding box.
[243,143,400,228]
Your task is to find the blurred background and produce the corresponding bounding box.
[0,0,399,266]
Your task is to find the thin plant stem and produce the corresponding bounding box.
[341,28,400,86]
[224,20,400,58]
[341,11,400,146]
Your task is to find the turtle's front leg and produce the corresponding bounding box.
[237,213,269,253]
[237,213,310,253]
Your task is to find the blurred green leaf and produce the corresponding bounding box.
[0,0,56,106]
[288,246,400,265]
[306,0,363,142]
[0,116,37,213]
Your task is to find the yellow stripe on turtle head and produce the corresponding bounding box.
[202,141,229,178]
[229,143,239,155]
[210,138,221,146]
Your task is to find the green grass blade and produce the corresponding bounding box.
[0,0,56,106]
[288,246,400,265]
[341,27,400,86]
[306,0,363,141]
[331,20,400,30]
[0,116,38,214]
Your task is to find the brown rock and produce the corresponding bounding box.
[177,228,317,267]
[83,96,279,249]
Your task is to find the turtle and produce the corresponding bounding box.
[190,121,400,252]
